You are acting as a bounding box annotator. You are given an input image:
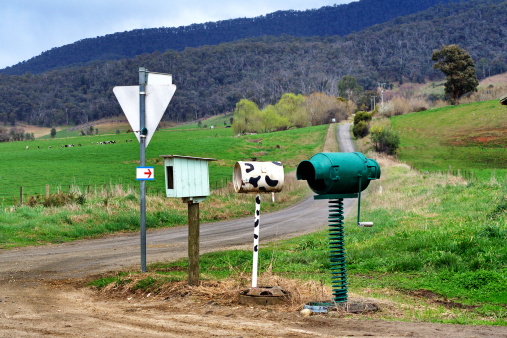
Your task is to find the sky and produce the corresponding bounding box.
[0,0,355,70]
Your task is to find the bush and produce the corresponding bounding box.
[353,120,369,138]
[353,111,372,124]
[370,125,400,155]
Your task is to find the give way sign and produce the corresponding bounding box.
[113,72,176,148]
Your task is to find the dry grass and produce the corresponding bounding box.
[97,270,333,312]
[322,123,339,153]
[365,152,467,217]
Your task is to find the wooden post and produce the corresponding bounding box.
[187,201,200,286]
[19,186,23,205]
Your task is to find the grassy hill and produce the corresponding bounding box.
[391,99,507,181]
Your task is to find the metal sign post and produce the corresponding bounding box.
[139,67,148,272]
[113,67,176,273]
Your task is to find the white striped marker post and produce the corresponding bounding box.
[252,194,261,287]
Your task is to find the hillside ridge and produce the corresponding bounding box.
[1,0,463,75]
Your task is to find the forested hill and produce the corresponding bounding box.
[1,0,463,75]
[0,0,506,128]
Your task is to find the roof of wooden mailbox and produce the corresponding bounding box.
[160,155,217,161]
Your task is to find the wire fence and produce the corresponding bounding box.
[0,177,231,206]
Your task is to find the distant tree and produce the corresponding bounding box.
[338,76,363,103]
[432,45,479,105]
[232,99,261,135]
[305,92,345,125]
[275,93,308,128]
[50,128,57,138]
[259,105,289,132]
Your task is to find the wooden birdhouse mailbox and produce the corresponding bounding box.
[160,155,216,203]
[160,154,216,286]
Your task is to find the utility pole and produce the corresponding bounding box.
[378,83,386,106]
[370,95,377,111]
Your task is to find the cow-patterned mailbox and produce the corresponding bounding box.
[233,161,284,193]
[297,152,381,305]
[233,161,285,288]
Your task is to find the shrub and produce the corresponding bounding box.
[370,125,400,155]
[353,111,372,124]
[353,120,369,138]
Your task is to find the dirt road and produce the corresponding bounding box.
[1,124,506,336]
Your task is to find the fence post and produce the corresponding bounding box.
[19,186,23,205]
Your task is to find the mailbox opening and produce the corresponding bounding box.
[166,166,174,189]
[296,160,326,193]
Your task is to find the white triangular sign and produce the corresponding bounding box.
[113,84,176,147]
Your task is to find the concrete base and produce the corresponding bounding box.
[238,286,289,306]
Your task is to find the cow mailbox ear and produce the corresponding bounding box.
[296,152,380,196]
[233,161,284,193]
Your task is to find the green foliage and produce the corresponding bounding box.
[50,128,57,138]
[233,93,346,134]
[370,125,400,154]
[259,105,289,132]
[338,75,363,102]
[232,99,261,135]
[275,93,308,128]
[432,44,479,104]
[353,111,372,125]
[352,120,369,138]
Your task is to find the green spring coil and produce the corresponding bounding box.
[328,198,347,303]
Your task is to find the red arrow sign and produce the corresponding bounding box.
[136,167,154,180]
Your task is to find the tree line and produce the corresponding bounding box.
[232,93,356,134]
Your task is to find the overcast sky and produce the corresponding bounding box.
[0,0,355,70]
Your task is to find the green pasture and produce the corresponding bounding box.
[391,100,507,181]
[0,124,327,205]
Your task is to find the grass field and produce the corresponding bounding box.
[0,124,327,205]
[391,99,507,181]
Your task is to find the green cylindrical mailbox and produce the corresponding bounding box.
[296,152,380,195]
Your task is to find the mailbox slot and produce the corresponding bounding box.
[166,166,174,190]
